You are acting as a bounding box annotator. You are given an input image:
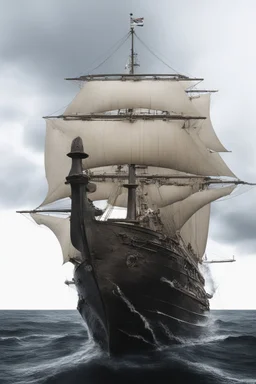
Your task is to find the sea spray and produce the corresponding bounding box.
[200,264,217,296]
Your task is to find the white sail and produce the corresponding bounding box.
[144,184,196,208]
[89,181,123,203]
[42,119,235,205]
[30,213,79,264]
[191,94,228,152]
[180,204,210,260]
[64,80,199,116]
[159,185,235,235]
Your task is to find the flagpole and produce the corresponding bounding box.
[130,13,134,75]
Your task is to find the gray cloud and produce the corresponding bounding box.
[0,149,46,208]
[209,187,256,253]
[213,211,256,248]
[23,118,45,152]
[0,2,138,80]
[0,105,27,124]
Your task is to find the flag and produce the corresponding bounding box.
[131,17,144,27]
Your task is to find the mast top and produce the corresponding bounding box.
[130,13,135,75]
[130,13,134,28]
[128,13,144,75]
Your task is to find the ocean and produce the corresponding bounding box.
[1,310,256,384]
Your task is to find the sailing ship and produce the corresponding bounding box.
[19,15,254,355]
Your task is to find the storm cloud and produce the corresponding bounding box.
[1,0,256,253]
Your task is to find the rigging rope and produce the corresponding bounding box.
[47,32,131,116]
[85,31,131,73]
[88,32,131,74]
[134,33,203,87]
[134,33,181,74]
[21,212,36,224]
[214,184,254,202]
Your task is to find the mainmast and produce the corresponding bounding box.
[125,13,138,221]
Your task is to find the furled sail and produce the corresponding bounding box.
[159,185,235,236]
[180,204,211,260]
[30,213,80,264]
[89,182,197,208]
[89,165,194,178]
[190,94,228,152]
[64,80,199,116]
[42,119,235,205]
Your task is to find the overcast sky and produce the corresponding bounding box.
[1,0,256,309]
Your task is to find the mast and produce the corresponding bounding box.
[125,13,137,221]
[130,13,135,75]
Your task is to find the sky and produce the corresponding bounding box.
[1,0,256,309]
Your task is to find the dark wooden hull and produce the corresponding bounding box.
[73,220,209,355]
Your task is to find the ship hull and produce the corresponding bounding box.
[73,220,209,355]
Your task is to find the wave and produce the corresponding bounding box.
[32,349,256,384]
[154,332,256,356]
[0,332,87,350]
[0,325,87,337]
[214,319,238,327]
[5,333,256,384]
[223,335,256,346]
[1,319,82,331]
[1,333,62,341]
[187,360,256,384]
[14,340,101,384]
[2,310,256,384]
[0,328,29,337]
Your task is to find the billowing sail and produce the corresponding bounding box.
[190,94,228,152]
[31,213,80,264]
[144,184,196,208]
[42,119,235,205]
[180,204,211,260]
[88,181,123,203]
[159,185,235,236]
[64,80,199,116]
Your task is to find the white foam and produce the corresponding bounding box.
[115,284,158,345]
[118,329,153,345]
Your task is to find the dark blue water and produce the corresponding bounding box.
[1,310,256,384]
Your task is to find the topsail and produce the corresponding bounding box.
[64,80,199,116]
